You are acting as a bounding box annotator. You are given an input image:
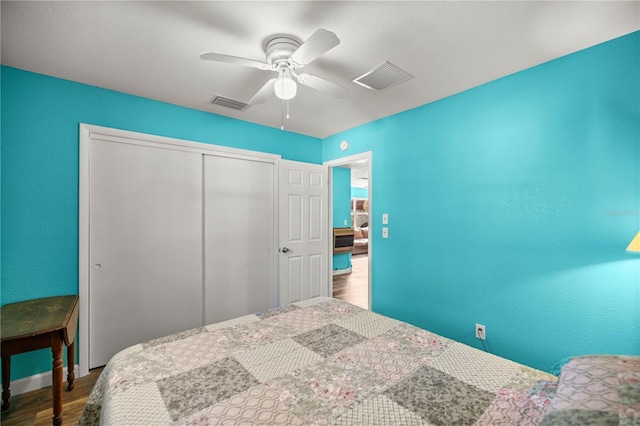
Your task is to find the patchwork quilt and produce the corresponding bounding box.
[80,297,573,425]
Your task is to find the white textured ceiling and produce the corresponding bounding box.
[350,165,369,189]
[2,1,638,139]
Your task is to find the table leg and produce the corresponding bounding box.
[66,341,75,391]
[51,334,63,426]
[1,356,10,411]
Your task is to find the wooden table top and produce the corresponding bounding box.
[1,296,79,346]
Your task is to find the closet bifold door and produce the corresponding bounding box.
[89,140,203,368]
[203,155,277,324]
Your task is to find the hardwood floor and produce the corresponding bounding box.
[333,253,369,309]
[1,367,103,426]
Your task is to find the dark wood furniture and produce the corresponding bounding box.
[1,295,79,426]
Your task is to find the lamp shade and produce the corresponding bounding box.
[274,75,297,100]
[626,231,640,253]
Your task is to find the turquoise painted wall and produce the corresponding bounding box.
[1,66,322,381]
[323,32,640,373]
[351,187,369,199]
[333,254,352,271]
[332,167,352,270]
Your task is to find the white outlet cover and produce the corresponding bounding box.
[382,227,388,238]
[475,323,486,340]
[382,213,388,224]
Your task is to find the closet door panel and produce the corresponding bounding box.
[204,155,276,324]
[89,140,203,368]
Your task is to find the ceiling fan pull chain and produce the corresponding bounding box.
[287,100,290,119]
[281,97,285,131]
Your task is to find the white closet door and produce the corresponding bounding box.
[204,155,276,324]
[89,140,203,368]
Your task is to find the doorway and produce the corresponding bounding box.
[325,152,372,310]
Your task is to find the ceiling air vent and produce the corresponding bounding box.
[210,96,250,111]
[353,61,414,92]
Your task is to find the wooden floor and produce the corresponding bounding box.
[0,367,103,426]
[333,253,369,309]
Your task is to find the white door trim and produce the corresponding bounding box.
[82,124,280,161]
[324,151,373,310]
[79,123,280,376]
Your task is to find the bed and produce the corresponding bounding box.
[79,297,639,425]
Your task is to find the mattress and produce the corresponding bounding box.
[79,297,583,425]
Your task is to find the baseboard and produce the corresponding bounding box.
[9,364,81,396]
[333,267,352,276]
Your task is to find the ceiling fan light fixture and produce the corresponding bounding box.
[274,69,297,100]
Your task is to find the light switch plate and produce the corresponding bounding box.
[382,213,388,224]
[382,227,388,238]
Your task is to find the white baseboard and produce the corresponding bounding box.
[332,267,352,276]
[9,364,81,396]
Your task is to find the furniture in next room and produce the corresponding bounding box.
[76,297,635,425]
[351,198,369,229]
[333,228,355,254]
[1,295,79,426]
[353,227,369,254]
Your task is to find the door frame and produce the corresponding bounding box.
[324,151,372,310]
[79,123,280,376]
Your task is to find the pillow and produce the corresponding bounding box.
[540,355,640,425]
[353,228,363,239]
[361,228,368,238]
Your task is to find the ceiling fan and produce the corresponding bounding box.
[199,29,349,104]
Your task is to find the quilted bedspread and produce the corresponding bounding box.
[79,297,559,425]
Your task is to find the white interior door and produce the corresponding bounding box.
[278,160,329,305]
[89,140,203,368]
[204,155,277,323]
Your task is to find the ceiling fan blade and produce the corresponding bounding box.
[249,78,277,104]
[288,29,340,67]
[199,52,272,71]
[297,73,349,99]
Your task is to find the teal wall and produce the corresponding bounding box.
[351,187,368,199]
[333,253,352,271]
[323,32,640,373]
[1,67,322,381]
[332,167,352,270]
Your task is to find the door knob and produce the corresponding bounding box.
[280,247,290,253]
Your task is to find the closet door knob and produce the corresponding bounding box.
[280,247,290,253]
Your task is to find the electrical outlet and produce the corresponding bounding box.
[344,219,347,226]
[475,324,486,340]
[382,227,388,238]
